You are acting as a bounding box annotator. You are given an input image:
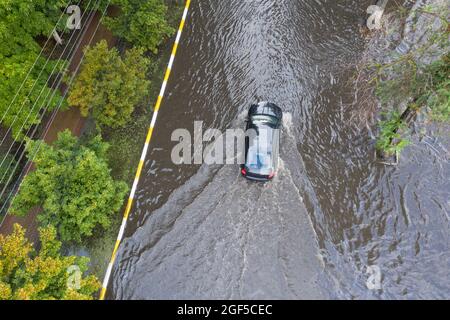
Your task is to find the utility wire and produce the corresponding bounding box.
[0,0,85,169]
[0,0,107,217]
[0,0,72,126]
[0,0,106,216]
[0,0,95,187]
[0,0,97,187]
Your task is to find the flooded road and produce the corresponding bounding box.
[109,0,450,299]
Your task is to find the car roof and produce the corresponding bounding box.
[245,125,277,173]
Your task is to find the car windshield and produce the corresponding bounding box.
[246,125,275,175]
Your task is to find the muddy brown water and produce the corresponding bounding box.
[108,0,449,299]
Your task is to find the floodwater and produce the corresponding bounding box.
[109,0,450,299]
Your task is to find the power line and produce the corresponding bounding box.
[0,0,106,216]
[0,0,107,217]
[0,0,95,186]
[0,0,85,151]
[0,1,72,125]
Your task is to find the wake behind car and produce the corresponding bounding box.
[241,102,283,182]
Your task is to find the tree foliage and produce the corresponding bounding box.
[0,224,100,300]
[104,0,175,53]
[0,0,68,140]
[9,130,129,243]
[68,40,150,129]
[0,54,67,140]
[0,0,67,56]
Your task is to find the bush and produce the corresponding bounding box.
[376,53,450,123]
[0,224,100,300]
[9,130,129,243]
[376,111,410,157]
[68,40,150,129]
[104,0,175,53]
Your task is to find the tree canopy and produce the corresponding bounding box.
[68,40,150,129]
[0,224,100,300]
[9,130,128,243]
[0,0,67,57]
[0,0,68,140]
[104,0,175,53]
[0,54,67,140]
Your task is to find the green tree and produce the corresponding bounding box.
[104,0,175,53]
[0,54,67,140]
[0,0,67,57]
[9,130,129,243]
[0,224,100,300]
[0,0,68,140]
[68,40,150,128]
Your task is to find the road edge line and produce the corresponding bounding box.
[99,0,192,300]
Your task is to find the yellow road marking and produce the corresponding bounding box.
[99,0,191,300]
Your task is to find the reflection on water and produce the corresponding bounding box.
[109,0,449,299]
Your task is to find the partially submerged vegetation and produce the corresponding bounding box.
[375,53,449,156]
[376,111,410,157]
[361,1,449,159]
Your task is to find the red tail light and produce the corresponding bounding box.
[241,168,247,176]
[268,172,276,179]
